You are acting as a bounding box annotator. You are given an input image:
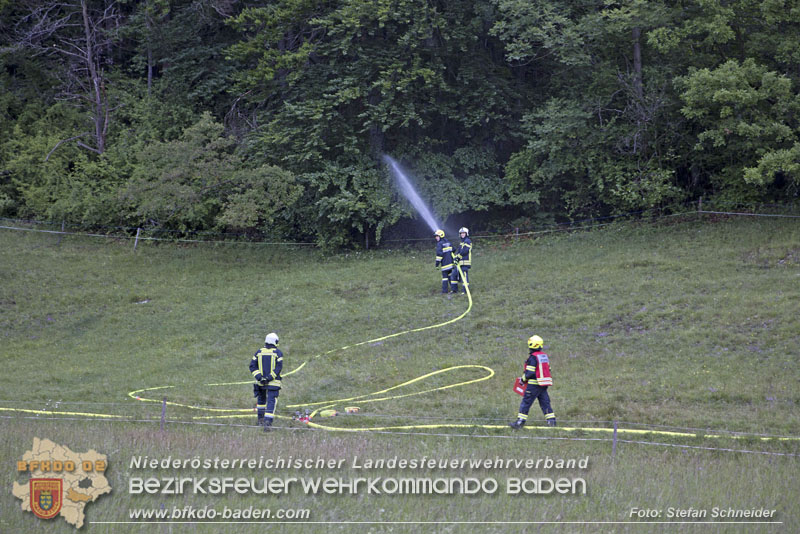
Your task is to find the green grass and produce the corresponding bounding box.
[1,215,799,533]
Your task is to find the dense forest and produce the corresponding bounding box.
[1,0,798,247]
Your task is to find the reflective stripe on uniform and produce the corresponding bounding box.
[257,348,278,382]
[257,350,265,379]
[537,358,552,386]
[270,352,278,379]
[265,398,278,417]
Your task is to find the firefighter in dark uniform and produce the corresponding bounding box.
[249,332,283,430]
[510,335,557,428]
[434,229,459,293]
[453,226,472,294]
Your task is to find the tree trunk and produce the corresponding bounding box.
[82,0,106,154]
[147,46,153,96]
[632,27,643,102]
[146,9,154,97]
[368,89,384,159]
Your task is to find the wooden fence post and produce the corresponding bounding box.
[160,397,167,432]
[612,420,618,458]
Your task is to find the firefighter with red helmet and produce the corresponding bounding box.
[510,335,557,428]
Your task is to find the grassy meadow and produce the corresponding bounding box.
[1,215,799,533]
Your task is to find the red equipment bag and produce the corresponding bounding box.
[513,377,527,396]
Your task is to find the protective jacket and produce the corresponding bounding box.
[522,350,553,386]
[250,344,283,389]
[455,237,472,266]
[435,239,454,271]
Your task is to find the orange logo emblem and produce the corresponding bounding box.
[30,479,63,520]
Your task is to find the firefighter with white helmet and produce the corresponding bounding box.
[453,227,472,294]
[510,335,557,428]
[434,230,459,294]
[249,332,283,430]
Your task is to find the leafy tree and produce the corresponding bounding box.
[229,0,530,246]
[494,0,684,216]
[648,0,800,77]
[1,102,122,222]
[647,0,800,201]
[121,0,242,118]
[679,59,800,200]
[121,112,302,234]
[216,164,304,238]
[4,0,123,155]
[2,0,799,243]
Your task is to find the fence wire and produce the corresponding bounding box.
[2,202,798,248]
[3,203,799,459]
[2,412,798,458]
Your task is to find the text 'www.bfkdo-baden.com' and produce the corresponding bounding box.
[128,505,311,521]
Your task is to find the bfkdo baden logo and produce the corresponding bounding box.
[31,478,64,519]
[13,438,111,529]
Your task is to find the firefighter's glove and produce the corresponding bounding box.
[255,373,264,383]
[259,379,269,386]
[519,376,527,384]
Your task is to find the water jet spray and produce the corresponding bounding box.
[384,155,442,234]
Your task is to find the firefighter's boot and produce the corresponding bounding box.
[547,418,557,427]
[262,418,273,431]
[509,418,526,429]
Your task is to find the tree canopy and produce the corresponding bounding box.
[2,0,798,247]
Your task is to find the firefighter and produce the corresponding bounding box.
[453,226,472,294]
[249,332,283,430]
[510,335,557,428]
[434,229,459,294]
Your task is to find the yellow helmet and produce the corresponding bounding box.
[434,229,445,238]
[527,335,543,349]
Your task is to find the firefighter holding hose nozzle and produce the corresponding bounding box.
[434,230,459,294]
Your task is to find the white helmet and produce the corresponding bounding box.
[264,332,279,346]
[459,227,469,235]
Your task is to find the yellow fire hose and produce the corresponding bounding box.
[4,262,797,443]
